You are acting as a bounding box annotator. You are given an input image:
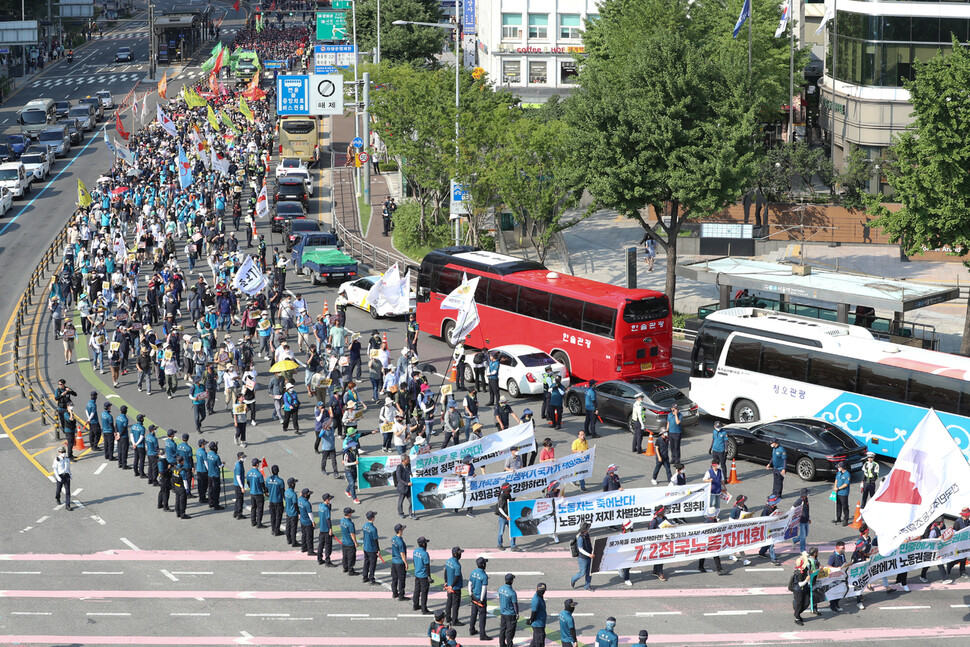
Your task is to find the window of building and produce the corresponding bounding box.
[501,13,522,39]
[560,13,581,39]
[529,60,548,84]
[528,13,549,39]
[561,60,579,84]
[503,60,521,84]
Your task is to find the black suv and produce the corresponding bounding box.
[274,177,310,210]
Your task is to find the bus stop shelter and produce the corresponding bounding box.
[677,257,960,345]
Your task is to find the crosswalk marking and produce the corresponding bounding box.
[29,73,143,88]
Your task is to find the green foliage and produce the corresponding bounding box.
[392,201,452,261]
[836,148,876,211]
[354,0,446,66]
[756,142,834,202]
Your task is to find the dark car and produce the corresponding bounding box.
[55,100,72,120]
[115,46,133,63]
[274,177,310,209]
[272,201,307,232]
[5,134,28,159]
[723,417,868,481]
[565,378,699,434]
[283,219,323,251]
[64,117,84,145]
[78,96,104,122]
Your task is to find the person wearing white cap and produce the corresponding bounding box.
[631,392,647,453]
[282,382,302,434]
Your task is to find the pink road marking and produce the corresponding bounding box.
[0,548,571,561]
[2,626,970,645]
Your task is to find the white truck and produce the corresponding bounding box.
[0,161,34,198]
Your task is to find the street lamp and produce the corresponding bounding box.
[392,15,460,243]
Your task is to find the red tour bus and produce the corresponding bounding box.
[416,247,672,381]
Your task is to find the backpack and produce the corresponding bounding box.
[569,536,579,558]
[473,351,485,364]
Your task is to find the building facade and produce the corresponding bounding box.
[473,0,599,102]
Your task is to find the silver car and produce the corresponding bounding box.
[69,104,96,132]
[38,125,71,157]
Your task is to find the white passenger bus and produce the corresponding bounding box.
[689,308,970,459]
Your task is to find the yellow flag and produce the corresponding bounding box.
[207,104,220,131]
[220,109,239,134]
[77,179,92,208]
[185,87,207,108]
[158,69,168,99]
[239,97,254,123]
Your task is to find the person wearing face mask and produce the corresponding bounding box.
[559,598,578,647]
[595,616,619,647]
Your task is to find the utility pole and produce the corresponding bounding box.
[362,71,370,204]
[148,1,156,80]
[351,0,360,196]
[830,0,838,166]
[375,0,380,65]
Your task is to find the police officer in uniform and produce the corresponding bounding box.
[233,452,247,519]
[362,511,380,583]
[428,610,446,647]
[195,439,209,504]
[247,458,267,528]
[62,403,78,461]
[86,392,102,451]
[206,442,224,509]
[146,426,160,484]
[711,420,728,468]
[101,402,115,460]
[115,405,131,469]
[444,546,464,625]
[391,523,408,599]
[631,392,647,453]
[316,493,337,564]
[765,439,787,498]
[498,572,518,647]
[128,415,146,476]
[177,433,194,496]
[595,617,619,647]
[540,366,554,421]
[468,556,490,639]
[340,506,359,574]
[284,477,300,546]
[559,599,578,647]
[157,449,173,511]
[173,456,191,519]
[528,582,548,647]
[267,465,285,536]
[861,452,880,507]
[412,535,431,613]
[299,487,315,554]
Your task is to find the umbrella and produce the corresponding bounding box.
[97,175,112,183]
[126,168,141,177]
[111,186,130,196]
[269,359,299,373]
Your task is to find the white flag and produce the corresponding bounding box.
[449,300,480,345]
[117,141,136,165]
[860,410,970,552]
[399,268,412,308]
[156,104,179,138]
[255,182,269,219]
[198,146,211,170]
[441,274,479,311]
[816,0,835,35]
[775,0,791,37]
[232,255,268,295]
[380,263,402,307]
[212,149,231,176]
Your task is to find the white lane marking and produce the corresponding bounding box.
[0,433,8,438]
[245,613,290,617]
[120,537,141,551]
[506,571,544,576]
[90,515,107,525]
[94,462,108,475]
[172,612,210,616]
[397,614,427,618]
[161,569,178,582]
[20,526,33,533]
[328,613,369,617]
[636,611,682,616]
[259,571,316,575]
[353,617,395,621]
[172,571,214,575]
[35,516,49,524]
[951,604,970,608]
[0,571,41,574]
[878,606,932,610]
[82,571,124,575]
[87,612,131,616]
[572,613,596,617]
[71,488,83,496]
[745,567,784,572]
[12,611,51,615]
[704,610,763,616]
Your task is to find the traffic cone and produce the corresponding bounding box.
[850,501,863,529]
[321,300,329,317]
[643,431,655,457]
[74,430,86,452]
[726,458,742,484]
[449,362,457,383]
[382,332,388,347]
[260,457,267,478]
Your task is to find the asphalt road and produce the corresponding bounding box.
[2,10,969,647]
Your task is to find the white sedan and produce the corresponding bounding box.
[338,275,415,319]
[275,157,308,179]
[463,344,570,398]
[0,187,12,215]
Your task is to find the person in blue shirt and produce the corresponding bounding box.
[340,507,359,575]
[194,439,208,504]
[595,616,619,647]
[233,452,247,519]
[206,442,224,509]
[266,465,285,537]
[115,405,130,469]
[85,392,102,451]
[298,487,315,554]
[665,404,683,464]
[833,462,851,525]
[711,420,728,467]
[362,511,381,584]
[129,414,146,477]
[703,459,724,511]
[468,556,491,639]
[559,598,578,647]
[246,458,266,528]
[549,376,565,430]
[498,572,518,647]
[146,426,160,485]
[766,438,787,498]
[390,523,408,600]
[486,352,500,407]
[412,535,431,613]
[444,546,464,625]
[284,477,300,547]
[584,380,600,438]
[164,429,178,465]
[101,402,116,461]
[528,582,548,646]
[316,493,336,566]
[176,433,193,493]
[190,378,208,433]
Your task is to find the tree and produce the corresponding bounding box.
[354,0,445,66]
[565,0,791,305]
[874,37,970,354]
[835,148,876,211]
[488,118,580,262]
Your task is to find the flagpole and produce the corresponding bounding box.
[830,0,838,164]
[789,1,794,143]
[747,0,752,91]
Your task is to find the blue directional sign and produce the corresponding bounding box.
[351,137,364,148]
[276,75,310,116]
[314,44,356,74]
[450,179,470,216]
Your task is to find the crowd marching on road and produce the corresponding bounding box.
[31,16,970,647]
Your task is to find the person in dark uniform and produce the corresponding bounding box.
[791,552,813,625]
[130,415,146,476]
[595,617,619,647]
[146,426,160,485]
[195,439,209,504]
[362,511,380,584]
[284,477,300,546]
[86,392,102,451]
[267,465,285,536]
[173,456,190,519]
[528,582,548,647]
[391,523,408,599]
[176,434,193,496]
[101,402,115,461]
[206,442,224,509]
[827,541,847,612]
[486,352,500,406]
[157,449,173,511]
[395,455,414,519]
[444,546,464,625]
[340,506,359,575]
[498,572,518,647]
[233,452,247,519]
[115,405,131,469]
[468,556,491,639]
[317,493,336,566]
[428,610,446,647]
[62,403,78,462]
[298,487,315,554]
[766,439,787,498]
[247,458,267,528]
[412,535,431,613]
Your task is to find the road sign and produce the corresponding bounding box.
[332,0,352,8]
[450,179,470,216]
[314,44,355,74]
[0,47,8,54]
[316,10,347,41]
[351,137,364,148]
[357,152,369,166]
[308,73,345,116]
[275,75,310,116]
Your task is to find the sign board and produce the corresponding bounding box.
[308,73,344,116]
[450,179,470,217]
[351,136,364,148]
[0,47,8,54]
[314,44,355,73]
[263,60,284,69]
[315,10,347,41]
[275,75,310,116]
[332,0,352,7]
[358,152,369,163]
[462,0,476,35]
[317,65,338,74]
[0,20,39,46]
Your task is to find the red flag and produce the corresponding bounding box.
[115,112,129,141]
[212,47,225,76]
[270,1,276,10]
[233,0,240,11]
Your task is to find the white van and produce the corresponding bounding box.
[0,162,34,198]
